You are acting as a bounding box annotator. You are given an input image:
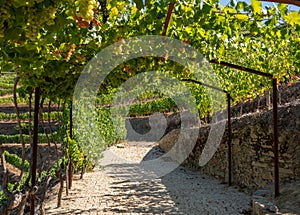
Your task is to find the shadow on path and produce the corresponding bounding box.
[101,145,252,215]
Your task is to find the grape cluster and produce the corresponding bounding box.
[0,2,58,41]
[75,0,97,22]
[25,8,40,41]
[66,44,76,62]
[25,5,57,41]
[45,6,57,26]
[0,4,11,38]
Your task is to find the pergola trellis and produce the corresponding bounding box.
[161,0,285,197]
[182,60,280,198]
[26,1,290,213]
[209,59,280,197]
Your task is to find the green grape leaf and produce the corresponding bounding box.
[236,1,247,11]
[185,26,193,35]
[277,3,288,15]
[284,11,300,26]
[251,0,261,14]
[236,14,249,21]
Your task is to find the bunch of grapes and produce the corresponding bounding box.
[25,8,40,41]
[25,4,58,41]
[36,5,57,26]
[45,6,57,26]
[66,44,76,62]
[75,0,97,22]
[0,4,11,38]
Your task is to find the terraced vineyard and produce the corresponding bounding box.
[0,73,61,144]
[0,73,65,213]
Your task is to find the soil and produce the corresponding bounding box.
[0,94,13,99]
[259,180,300,214]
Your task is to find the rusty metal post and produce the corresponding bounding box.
[209,60,280,197]
[272,78,279,197]
[227,93,232,186]
[68,101,73,189]
[69,101,73,139]
[181,78,232,186]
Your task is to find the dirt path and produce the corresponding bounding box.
[45,142,252,215]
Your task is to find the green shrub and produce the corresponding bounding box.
[4,151,30,172]
[128,97,178,116]
[0,191,7,206]
[0,132,58,143]
[0,89,12,96]
[96,107,126,146]
[0,111,61,121]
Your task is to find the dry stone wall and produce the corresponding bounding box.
[159,100,300,191]
[125,112,181,141]
[223,82,300,118]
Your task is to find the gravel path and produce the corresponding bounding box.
[45,141,251,214]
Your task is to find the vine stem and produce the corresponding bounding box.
[0,147,9,197]
[162,1,175,36]
[39,98,51,171]
[30,86,41,215]
[48,101,58,159]
[13,74,25,182]
[29,91,33,146]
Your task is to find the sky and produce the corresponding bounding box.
[219,0,300,11]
